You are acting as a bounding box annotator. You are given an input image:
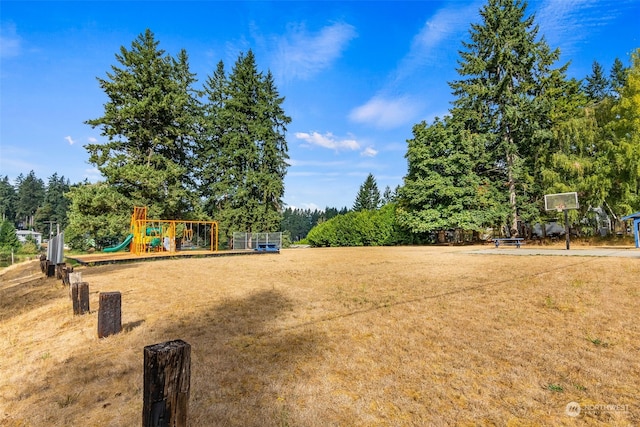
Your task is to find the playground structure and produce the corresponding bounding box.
[105,206,218,255]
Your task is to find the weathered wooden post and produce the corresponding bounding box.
[143,340,191,427]
[55,263,65,280]
[39,254,47,273]
[98,292,122,338]
[71,282,90,315]
[46,261,56,278]
[69,272,82,299]
[61,265,73,287]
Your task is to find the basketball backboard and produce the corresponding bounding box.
[544,192,579,211]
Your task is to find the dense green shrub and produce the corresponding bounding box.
[306,204,403,247]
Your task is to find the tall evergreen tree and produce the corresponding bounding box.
[84,29,199,219]
[15,171,45,229]
[583,61,610,102]
[35,173,71,235]
[353,173,381,211]
[610,57,628,97]
[200,51,290,246]
[0,176,17,223]
[449,0,567,235]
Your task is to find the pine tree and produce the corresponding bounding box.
[35,173,71,235]
[84,29,198,218]
[15,171,45,229]
[0,176,17,223]
[200,51,290,246]
[353,174,381,211]
[610,57,628,97]
[0,220,21,251]
[448,0,567,235]
[583,61,610,102]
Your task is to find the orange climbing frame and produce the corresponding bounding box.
[129,206,218,255]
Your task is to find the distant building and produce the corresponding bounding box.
[16,230,42,246]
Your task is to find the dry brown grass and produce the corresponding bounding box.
[1,246,639,426]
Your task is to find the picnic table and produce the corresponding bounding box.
[493,238,525,248]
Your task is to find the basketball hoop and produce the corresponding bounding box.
[556,204,565,213]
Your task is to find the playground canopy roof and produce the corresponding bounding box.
[621,212,640,221]
[621,212,640,249]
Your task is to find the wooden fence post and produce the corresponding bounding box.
[46,261,56,278]
[71,282,90,315]
[69,272,83,299]
[39,254,47,274]
[69,271,82,300]
[98,292,122,338]
[55,263,65,280]
[143,340,191,427]
[61,265,73,287]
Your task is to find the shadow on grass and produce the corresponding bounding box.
[11,288,326,426]
[0,263,64,323]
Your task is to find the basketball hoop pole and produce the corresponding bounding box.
[564,209,570,250]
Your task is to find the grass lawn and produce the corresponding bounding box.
[1,246,638,426]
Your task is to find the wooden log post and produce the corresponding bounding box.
[39,254,47,274]
[46,261,56,278]
[69,272,83,299]
[98,292,122,338]
[62,265,74,287]
[143,340,191,427]
[55,263,65,280]
[71,282,90,315]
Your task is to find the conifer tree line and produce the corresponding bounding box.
[0,172,70,236]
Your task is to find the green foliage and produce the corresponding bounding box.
[35,173,71,235]
[448,0,567,235]
[397,117,506,233]
[306,204,401,247]
[84,29,199,219]
[65,182,130,250]
[0,176,17,223]
[353,174,381,211]
[199,51,290,245]
[15,171,45,229]
[606,48,640,214]
[18,239,39,255]
[0,220,21,251]
[583,61,610,102]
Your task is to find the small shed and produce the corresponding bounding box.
[621,212,640,248]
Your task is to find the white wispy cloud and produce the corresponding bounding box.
[0,22,21,58]
[349,96,422,129]
[295,131,360,151]
[87,137,98,143]
[391,1,482,84]
[287,158,347,167]
[534,0,631,57]
[360,147,378,157]
[272,22,357,81]
[65,136,76,145]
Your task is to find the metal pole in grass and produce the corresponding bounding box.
[143,340,191,427]
[564,209,570,250]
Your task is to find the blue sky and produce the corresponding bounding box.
[1,1,638,211]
